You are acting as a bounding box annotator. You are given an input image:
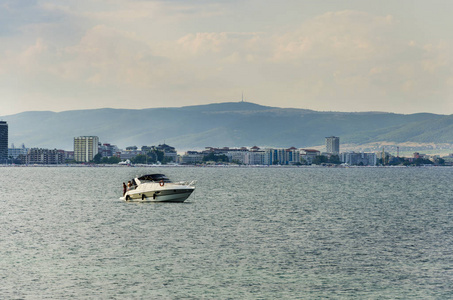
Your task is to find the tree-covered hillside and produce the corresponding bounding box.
[2,102,450,150]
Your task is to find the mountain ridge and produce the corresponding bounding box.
[2,102,451,150]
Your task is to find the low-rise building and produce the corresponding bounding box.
[99,143,119,157]
[203,147,249,164]
[300,149,321,164]
[157,144,177,162]
[245,147,265,165]
[24,148,65,164]
[181,151,204,164]
[226,150,247,164]
[8,144,29,159]
[341,152,377,166]
[120,150,143,160]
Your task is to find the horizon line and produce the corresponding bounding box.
[0,101,446,117]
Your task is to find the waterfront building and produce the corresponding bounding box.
[341,152,377,166]
[181,151,204,164]
[64,151,74,161]
[8,144,29,159]
[226,150,247,164]
[204,147,241,155]
[264,148,286,165]
[326,136,340,155]
[285,147,300,165]
[74,136,99,162]
[156,143,176,153]
[157,144,177,162]
[122,144,178,162]
[245,147,265,165]
[412,152,428,159]
[263,149,274,165]
[300,149,321,164]
[0,121,8,162]
[163,151,177,162]
[99,143,119,157]
[120,149,143,160]
[264,147,301,165]
[24,148,65,164]
[202,147,249,164]
[141,145,153,152]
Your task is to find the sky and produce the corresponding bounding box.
[1,0,453,116]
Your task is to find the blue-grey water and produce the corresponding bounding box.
[1,166,452,299]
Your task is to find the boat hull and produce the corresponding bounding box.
[120,187,195,203]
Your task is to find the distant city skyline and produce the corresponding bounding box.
[1,1,453,116]
[3,102,453,154]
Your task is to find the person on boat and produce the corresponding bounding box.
[127,181,133,190]
[123,182,127,196]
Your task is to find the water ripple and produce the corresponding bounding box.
[1,167,452,298]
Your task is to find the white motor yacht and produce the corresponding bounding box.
[120,174,196,202]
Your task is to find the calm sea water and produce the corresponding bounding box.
[1,166,452,299]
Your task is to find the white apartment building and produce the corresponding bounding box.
[74,136,99,162]
[341,152,377,166]
[300,149,321,164]
[285,147,300,165]
[226,150,248,164]
[264,148,283,165]
[264,148,299,165]
[326,136,340,155]
[180,151,204,164]
[245,151,265,165]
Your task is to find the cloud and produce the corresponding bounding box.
[54,25,169,88]
[271,11,395,62]
[0,1,453,115]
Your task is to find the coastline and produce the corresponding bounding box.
[0,164,450,168]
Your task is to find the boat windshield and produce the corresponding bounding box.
[137,174,170,182]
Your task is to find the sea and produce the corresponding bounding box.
[1,166,452,299]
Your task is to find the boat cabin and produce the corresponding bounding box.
[136,174,170,183]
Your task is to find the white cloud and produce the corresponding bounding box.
[0,1,453,115]
[37,25,166,89]
[271,11,395,62]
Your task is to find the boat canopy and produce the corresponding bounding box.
[137,174,170,182]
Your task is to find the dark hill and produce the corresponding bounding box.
[1,102,449,150]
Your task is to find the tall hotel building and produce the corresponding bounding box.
[0,121,8,162]
[74,136,99,162]
[325,136,340,155]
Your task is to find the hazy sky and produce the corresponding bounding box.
[1,0,452,115]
